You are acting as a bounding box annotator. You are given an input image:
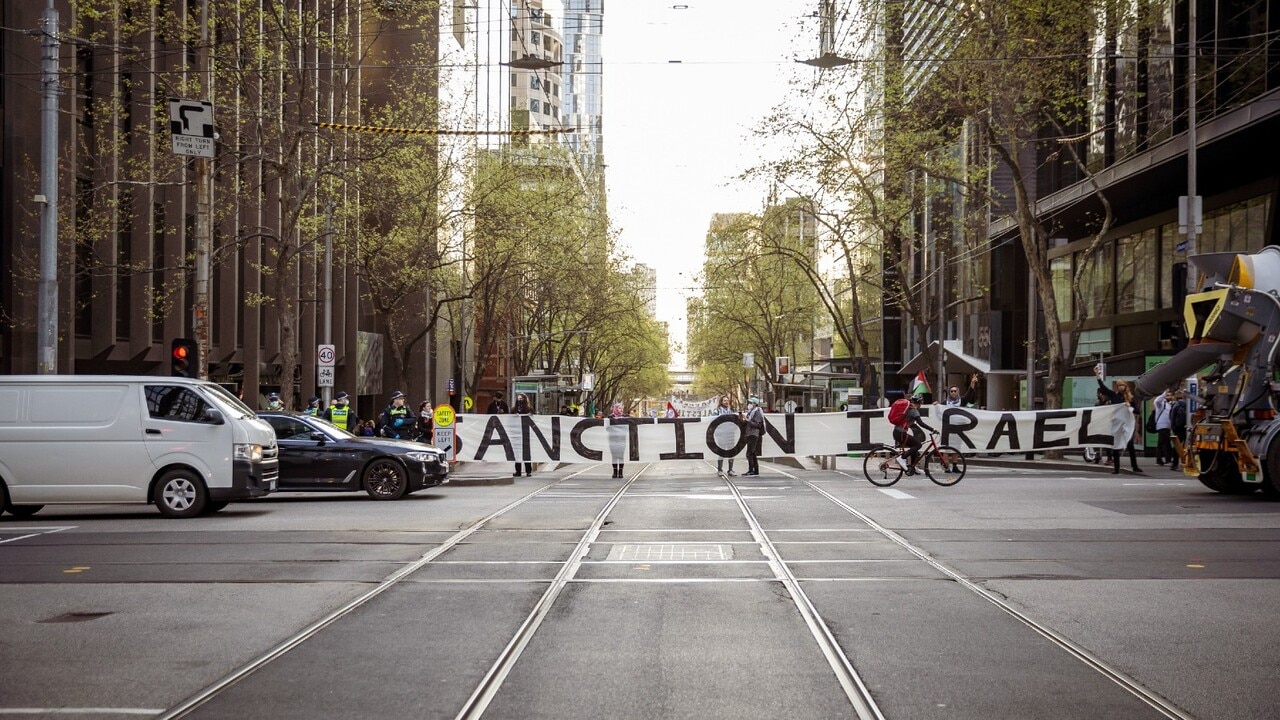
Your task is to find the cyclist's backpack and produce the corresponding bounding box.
[887,398,911,428]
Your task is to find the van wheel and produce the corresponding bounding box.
[204,501,229,514]
[363,459,407,500]
[8,505,43,518]
[153,469,208,518]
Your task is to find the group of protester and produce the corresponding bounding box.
[1092,366,1188,473]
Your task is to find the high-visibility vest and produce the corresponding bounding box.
[329,406,351,429]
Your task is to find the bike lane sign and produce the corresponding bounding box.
[317,344,336,387]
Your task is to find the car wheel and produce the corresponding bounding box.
[363,458,407,500]
[153,469,208,518]
[8,504,44,518]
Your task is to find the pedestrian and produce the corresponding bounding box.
[513,393,533,477]
[264,392,284,412]
[302,395,322,416]
[1095,366,1142,474]
[486,390,509,415]
[323,390,358,433]
[1087,387,1111,464]
[1153,388,1175,466]
[945,374,980,407]
[743,396,765,476]
[378,390,413,439]
[416,401,434,443]
[711,394,738,477]
[608,401,629,478]
[1169,389,1188,471]
[360,420,376,437]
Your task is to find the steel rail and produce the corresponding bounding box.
[453,465,648,720]
[798,473,1195,720]
[155,469,595,720]
[724,476,887,720]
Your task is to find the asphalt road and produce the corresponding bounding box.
[2,459,1278,719]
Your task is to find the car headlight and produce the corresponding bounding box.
[404,451,439,463]
[234,443,264,462]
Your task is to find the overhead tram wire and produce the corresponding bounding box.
[310,121,577,136]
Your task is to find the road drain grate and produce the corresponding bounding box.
[40,612,113,623]
[607,543,734,561]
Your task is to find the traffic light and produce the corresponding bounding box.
[171,338,197,377]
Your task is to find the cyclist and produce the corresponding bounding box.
[889,393,936,474]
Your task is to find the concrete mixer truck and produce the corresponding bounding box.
[1135,246,1280,495]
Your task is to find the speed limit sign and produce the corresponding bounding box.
[317,344,336,366]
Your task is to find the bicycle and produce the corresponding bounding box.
[862,432,967,487]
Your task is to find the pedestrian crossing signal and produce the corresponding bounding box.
[171,338,197,377]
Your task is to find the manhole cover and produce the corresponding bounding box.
[607,543,734,561]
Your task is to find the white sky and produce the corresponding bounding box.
[601,1,819,366]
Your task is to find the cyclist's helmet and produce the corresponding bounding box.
[909,394,925,404]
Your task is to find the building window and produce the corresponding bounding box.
[1158,222,1185,309]
[1116,228,1156,314]
[1077,244,1114,318]
[511,74,517,87]
[531,31,540,46]
[1050,256,1072,323]
[530,99,540,113]
[530,75,541,89]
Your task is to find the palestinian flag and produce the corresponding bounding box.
[910,371,930,397]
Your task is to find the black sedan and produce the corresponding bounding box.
[259,412,448,500]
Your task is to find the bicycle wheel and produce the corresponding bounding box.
[923,444,966,486]
[863,444,904,487]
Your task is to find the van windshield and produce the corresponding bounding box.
[203,383,255,417]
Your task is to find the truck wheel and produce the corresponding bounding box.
[1263,436,1280,498]
[1197,451,1254,494]
[363,459,407,500]
[8,505,44,518]
[153,469,208,518]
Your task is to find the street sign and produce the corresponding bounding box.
[432,403,456,462]
[317,367,335,387]
[743,352,754,368]
[317,344,336,367]
[463,396,474,411]
[581,372,595,391]
[168,98,215,158]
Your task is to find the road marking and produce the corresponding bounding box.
[0,526,74,545]
[0,710,164,716]
[62,566,91,574]
[877,489,914,499]
[1122,483,1188,486]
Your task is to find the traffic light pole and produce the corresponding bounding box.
[191,0,212,380]
[37,0,60,374]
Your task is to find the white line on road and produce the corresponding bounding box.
[877,489,915,499]
[0,710,163,716]
[0,526,75,545]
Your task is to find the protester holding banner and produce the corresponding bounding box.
[1095,366,1143,474]
[513,393,534,477]
[608,402,629,478]
[712,395,738,476]
[743,396,765,476]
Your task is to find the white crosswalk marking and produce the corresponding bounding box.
[877,489,914,500]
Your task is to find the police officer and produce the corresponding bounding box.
[265,392,284,411]
[379,390,413,439]
[303,395,322,416]
[324,390,358,432]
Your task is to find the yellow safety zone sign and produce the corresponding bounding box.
[434,404,456,428]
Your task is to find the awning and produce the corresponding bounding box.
[898,339,991,376]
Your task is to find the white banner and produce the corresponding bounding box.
[451,404,1135,463]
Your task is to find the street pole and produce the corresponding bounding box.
[192,0,212,379]
[37,0,60,374]
[322,205,334,407]
[1184,0,1200,450]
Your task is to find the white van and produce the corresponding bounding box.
[0,376,278,518]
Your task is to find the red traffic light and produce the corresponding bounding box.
[170,338,197,377]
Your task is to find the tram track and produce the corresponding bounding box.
[154,467,601,720]
[752,465,1194,720]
